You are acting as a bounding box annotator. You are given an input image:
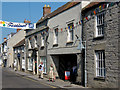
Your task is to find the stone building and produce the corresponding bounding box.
[13,39,25,71]
[25,5,50,75]
[82,2,120,88]
[1,38,8,67]
[7,29,26,68]
[25,2,90,83]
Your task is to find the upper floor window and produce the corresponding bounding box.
[67,23,74,42]
[22,47,24,52]
[95,50,105,78]
[41,34,45,47]
[14,48,17,53]
[53,28,58,45]
[34,36,37,47]
[28,37,32,49]
[95,12,105,37]
[18,48,20,53]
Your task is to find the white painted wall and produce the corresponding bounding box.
[7,30,25,67]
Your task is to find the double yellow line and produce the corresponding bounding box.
[15,73,57,88]
[5,70,57,88]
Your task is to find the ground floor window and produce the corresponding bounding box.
[40,56,47,74]
[28,58,33,71]
[22,57,25,69]
[95,50,105,77]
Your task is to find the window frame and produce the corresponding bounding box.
[67,22,74,43]
[34,36,37,48]
[41,34,45,47]
[95,12,105,38]
[95,50,105,78]
[53,28,58,45]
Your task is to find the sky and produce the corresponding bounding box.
[0,1,67,43]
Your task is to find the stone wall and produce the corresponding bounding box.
[83,3,119,88]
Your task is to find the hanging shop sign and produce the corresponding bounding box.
[0,20,36,29]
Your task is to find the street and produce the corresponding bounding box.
[2,67,58,89]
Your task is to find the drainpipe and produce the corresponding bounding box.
[84,41,87,87]
[81,10,87,87]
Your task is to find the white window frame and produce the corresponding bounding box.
[28,39,32,49]
[53,28,58,45]
[14,48,17,53]
[34,36,37,48]
[28,58,33,71]
[40,56,47,74]
[41,35,45,47]
[67,23,74,42]
[95,12,105,37]
[22,47,24,52]
[22,57,25,69]
[18,48,20,53]
[95,50,105,77]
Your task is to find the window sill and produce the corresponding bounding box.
[94,35,104,38]
[66,41,73,44]
[41,46,44,48]
[53,43,58,47]
[94,76,105,81]
[93,35,104,40]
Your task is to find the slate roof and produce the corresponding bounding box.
[13,39,25,48]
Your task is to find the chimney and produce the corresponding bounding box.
[43,5,51,17]
[4,37,7,41]
[17,29,21,32]
[24,19,31,23]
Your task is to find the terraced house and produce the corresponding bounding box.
[25,1,90,86]
[47,2,85,85]
[13,39,25,71]
[25,6,50,75]
[82,2,120,88]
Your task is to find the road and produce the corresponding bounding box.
[2,67,59,89]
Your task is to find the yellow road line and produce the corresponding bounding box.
[15,73,57,88]
[4,70,57,88]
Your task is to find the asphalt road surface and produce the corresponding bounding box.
[2,67,59,89]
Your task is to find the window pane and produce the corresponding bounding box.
[95,50,105,77]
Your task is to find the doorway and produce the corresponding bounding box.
[59,54,77,82]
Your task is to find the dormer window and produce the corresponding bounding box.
[41,34,45,47]
[34,36,37,48]
[67,23,74,43]
[53,28,58,45]
[28,37,32,49]
[95,12,105,37]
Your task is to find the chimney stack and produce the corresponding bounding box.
[17,29,21,32]
[43,5,51,17]
[4,37,7,41]
[24,19,31,23]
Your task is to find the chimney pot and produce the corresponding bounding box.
[43,5,51,17]
[4,38,7,41]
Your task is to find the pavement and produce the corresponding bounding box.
[0,66,2,89]
[7,67,85,89]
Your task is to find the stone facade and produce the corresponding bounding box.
[82,2,120,88]
[25,20,48,75]
[7,29,26,68]
[13,39,25,71]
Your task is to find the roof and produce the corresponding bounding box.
[37,2,80,24]
[82,1,106,13]
[13,39,25,48]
